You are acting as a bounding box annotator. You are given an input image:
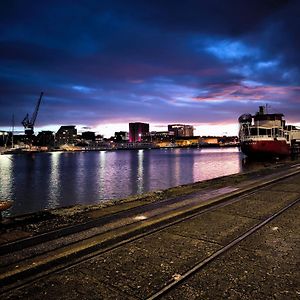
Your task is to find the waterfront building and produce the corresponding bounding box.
[13,134,33,147]
[175,136,200,147]
[36,131,55,147]
[95,134,104,142]
[168,124,194,137]
[115,131,129,142]
[55,125,77,146]
[199,136,219,145]
[129,122,149,142]
[82,131,95,141]
[0,131,10,147]
[143,131,175,147]
[218,136,239,146]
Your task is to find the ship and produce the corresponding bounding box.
[238,106,300,157]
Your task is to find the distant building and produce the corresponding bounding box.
[55,125,77,146]
[95,134,104,142]
[36,131,54,147]
[175,136,200,147]
[168,124,194,137]
[14,134,33,146]
[143,131,175,145]
[115,131,129,142]
[0,131,10,147]
[218,136,239,146]
[143,131,175,147]
[200,136,219,145]
[129,122,149,142]
[82,131,95,141]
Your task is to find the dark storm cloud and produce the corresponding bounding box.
[0,0,299,133]
[113,0,289,35]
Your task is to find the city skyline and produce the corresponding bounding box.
[1,121,239,139]
[1,1,300,137]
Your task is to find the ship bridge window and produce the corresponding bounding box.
[272,128,279,136]
[250,128,258,136]
[250,128,274,136]
[258,128,268,136]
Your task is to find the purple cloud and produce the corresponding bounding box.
[0,0,299,135]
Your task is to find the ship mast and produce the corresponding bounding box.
[11,114,14,149]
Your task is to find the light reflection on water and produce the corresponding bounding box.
[49,152,60,208]
[137,150,144,194]
[0,155,13,200]
[0,147,260,216]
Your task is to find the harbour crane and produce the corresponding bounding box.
[22,92,44,135]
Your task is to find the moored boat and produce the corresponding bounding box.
[238,106,300,157]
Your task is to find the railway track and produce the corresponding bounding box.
[1,166,300,297]
[147,197,300,299]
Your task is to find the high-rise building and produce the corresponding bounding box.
[168,124,194,137]
[55,125,77,146]
[129,122,149,142]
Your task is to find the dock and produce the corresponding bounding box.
[0,161,299,299]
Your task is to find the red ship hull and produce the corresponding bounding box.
[241,140,290,157]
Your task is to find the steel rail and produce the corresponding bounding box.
[147,197,300,300]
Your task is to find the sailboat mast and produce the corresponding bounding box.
[12,114,14,148]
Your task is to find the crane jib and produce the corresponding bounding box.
[22,92,44,134]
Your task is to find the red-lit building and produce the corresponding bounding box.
[129,122,149,142]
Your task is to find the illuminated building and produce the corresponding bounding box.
[175,136,200,147]
[115,131,129,142]
[142,131,175,146]
[129,122,149,142]
[55,125,77,146]
[168,124,194,137]
[0,131,10,146]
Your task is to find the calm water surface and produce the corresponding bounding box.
[1,148,250,216]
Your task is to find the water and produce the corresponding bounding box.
[1,148,247,216]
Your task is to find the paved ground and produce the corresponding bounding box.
[1,173,299,299]
[164,203,300,300]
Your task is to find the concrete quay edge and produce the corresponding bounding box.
[1,163,300,289]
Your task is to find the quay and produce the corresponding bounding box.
[0,161,300,299]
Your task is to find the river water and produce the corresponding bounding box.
[0,147,255,216]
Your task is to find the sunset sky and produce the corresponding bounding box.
[1,0,299,137]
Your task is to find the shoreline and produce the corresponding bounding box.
[0,144,239,155]
[1,157,299,242]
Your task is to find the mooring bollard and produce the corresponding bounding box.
[0,200,13,222]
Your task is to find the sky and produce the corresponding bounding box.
[1,0,300,137]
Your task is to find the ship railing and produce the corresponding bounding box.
[241,135,286,141]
